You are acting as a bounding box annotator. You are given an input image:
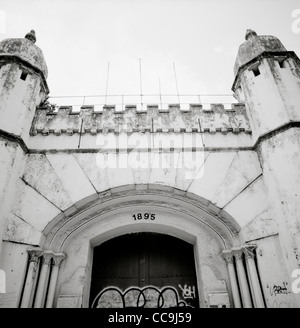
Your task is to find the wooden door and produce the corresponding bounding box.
[90,232,199,308]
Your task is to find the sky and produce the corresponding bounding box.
[0,0,300,108]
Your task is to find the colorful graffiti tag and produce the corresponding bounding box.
[91,285,195,308]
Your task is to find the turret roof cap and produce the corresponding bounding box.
[0,30,48,79]
[234,29,287,76]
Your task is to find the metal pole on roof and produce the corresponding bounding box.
[105,62,110,106]
[78,119,84,149]
[158,77,163,109]
[173,62,180,105]
[198,118,205,148]
[139,58,143,109]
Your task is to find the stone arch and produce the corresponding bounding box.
[42,184,241,252]
[41,184,241,308]
[15,184,245,308]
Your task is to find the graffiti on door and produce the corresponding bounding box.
[91,285,195,308]
[178,284,196,299]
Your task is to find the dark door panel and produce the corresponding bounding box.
[90,232,199,308]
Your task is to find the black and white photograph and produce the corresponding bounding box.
[0,0,300,317]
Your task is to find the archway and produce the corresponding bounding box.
[44,186,239,308]
[43,185,240,252]
[22,185,242,308]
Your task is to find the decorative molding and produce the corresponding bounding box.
[253,122,300,150]
[0,129,29,154]
[231,248,244,262]
[242,245,257,260]
[42,250,54,265]
[31,103,251,136]
[221,250,234,265]
[27,248,43,263]
[52,253,66,267]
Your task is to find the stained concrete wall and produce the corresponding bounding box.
[0,31,299,308]
[256,234,296,308]
[236,57,300,141]
[232,48,300,307]
[0,136,280,307]
[1,148,267,241]
[31,103,251,136]
[0,63,45,144]
[257,128,300,278]
[54,206,232,308]
[0,242,28,308]
[2,105,298,308]
[0,139,25,258]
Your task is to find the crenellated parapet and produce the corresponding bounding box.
[31,103,251,136]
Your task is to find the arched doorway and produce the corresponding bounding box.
[90,232,199,308]
[40,186,239,308]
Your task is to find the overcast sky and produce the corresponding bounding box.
[1,0,300,107]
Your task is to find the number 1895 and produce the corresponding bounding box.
[133,213,156,221]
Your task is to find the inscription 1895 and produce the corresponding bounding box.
[133,213,156,221]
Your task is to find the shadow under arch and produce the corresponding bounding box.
[42,184,241,252]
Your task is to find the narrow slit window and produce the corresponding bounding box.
[20,70,28,81]
[252,66,260,77]
[279,60,286,68]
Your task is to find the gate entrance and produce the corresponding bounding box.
[90,232,199,308]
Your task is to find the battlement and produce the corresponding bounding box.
[31,103,251,136]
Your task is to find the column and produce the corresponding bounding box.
[45,253,65,308]
[244,254,255,307]
[243,245,265,308]
[20,248,43,308]
[222,250,242,308]
[232,248,252,308]
[33,250,54,308]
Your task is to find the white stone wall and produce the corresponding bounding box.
[0,63,45,143]
[2,147,269,239]
[55,206,232,308]
[0,137,283,307]
[0,31,300,308]
[0,140,25,256]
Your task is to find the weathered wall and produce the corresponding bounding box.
[235,57,300,141]
[0,63,45,144]
[255,235,296,308]
[31,103,251,136]
[231,40,300,307]
[0,137,280,308]
[0,138,25,259]
[257,128,300,280]
[54,206,232,308]
[0,98,293,307]
[1,148,269,242]
[0,30,299,308]
[0,242,28,308]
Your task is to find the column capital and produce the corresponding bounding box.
[222,250,234,264]
[42,250,55,265]
[52,253,66,267]
[27,248,43,263]
[242,245,257,260]
[231,247,244,262]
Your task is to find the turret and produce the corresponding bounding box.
[233,30,300,306]
[232,29,300,141]
[0,31,49,290]
[0,30,49,143]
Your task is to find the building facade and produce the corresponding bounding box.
[0,29,300,308]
